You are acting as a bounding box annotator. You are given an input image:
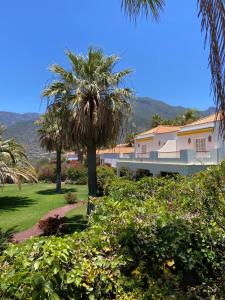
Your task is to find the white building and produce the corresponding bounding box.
[117,113,225,177]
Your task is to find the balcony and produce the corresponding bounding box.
[118,149,219,165]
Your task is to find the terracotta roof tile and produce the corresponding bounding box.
[137,125,180,137]
[97,145,134,155]
[182,112,220,127]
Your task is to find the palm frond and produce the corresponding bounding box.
[198,0,225,135]
[122,0,165,20]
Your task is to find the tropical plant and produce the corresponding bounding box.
[43,48,133,213]
[0,126,37,186]
[151,113,163,127]
[125,133,135,146]
[37,106,70,193]
[122,0,225,132]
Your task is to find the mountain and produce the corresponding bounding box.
[0,111,40,127]
[0,98,215,159]
[0,112,44,159]
[131,97,215,132]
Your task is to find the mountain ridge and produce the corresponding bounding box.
[0,97,215,159]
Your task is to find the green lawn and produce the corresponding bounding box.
[0,183,88,232]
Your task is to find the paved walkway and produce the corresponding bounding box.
[13,201,86,243]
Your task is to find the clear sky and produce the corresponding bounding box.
[0,0,214,113]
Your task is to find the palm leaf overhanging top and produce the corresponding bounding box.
[122,0,225,135]
[198,0,225,135]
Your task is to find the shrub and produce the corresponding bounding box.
[97,166,116,195]
[64,192,77,204]
[67,166,88,185]
[119,167,133,180]
[0,227,14,254]
[1,163,225,299]
[38,215,68,236]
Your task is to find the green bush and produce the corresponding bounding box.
[1,162,225,299]
[0,227,14,254]
[97,166,116,195]
[119,167,133,180]
[67,166,88,185]
[64,192,77,204]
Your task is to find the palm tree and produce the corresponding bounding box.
[0,126,37,186]
[122,0,225,133]
[151,114,163,128]
[43,48,132,213]
[182,109,199,125]
[37,106,69,193]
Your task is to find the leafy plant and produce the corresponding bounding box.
[67,166,88,185]
[0,227,15,254]
[64,192,77,204]
[38,215,68,236]
[97,166,116,195]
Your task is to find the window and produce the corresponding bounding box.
[141,144,146,154]
[196,139,206,152]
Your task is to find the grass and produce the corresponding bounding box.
[0,183,88,232]
[65,204,88,233]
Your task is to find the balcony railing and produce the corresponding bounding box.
[118,149,219,164]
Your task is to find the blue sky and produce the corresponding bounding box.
[0,0,214,113]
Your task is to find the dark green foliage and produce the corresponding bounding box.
[64,192,77,204]
[0,227,14,254]
[96,166,116,195]
[119,166,133,179]
[1,163,225,299]
[66,166,88,185]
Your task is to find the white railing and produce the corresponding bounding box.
[158,151,180,159]
[135,152,149,159]
[196,151,211,159]
[119,153,132,158]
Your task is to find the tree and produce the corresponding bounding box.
[151,114,163,127]
[125,133,135,146]
[122,0,225,133]
[37,106,70,193]
[0,126,37,186]
[43,48,133,213]
[182,109,199,125]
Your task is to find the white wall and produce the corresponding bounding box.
[135,132,178,155]
[177,130,217,152]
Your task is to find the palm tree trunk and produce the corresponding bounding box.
[56,144,62,193]
[87,144,97,215]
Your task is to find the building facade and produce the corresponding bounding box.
[97,144,134,168]
[117,113,225,177]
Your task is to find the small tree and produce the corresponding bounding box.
[37,107,70,193]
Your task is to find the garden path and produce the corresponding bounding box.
[13,201,86,243]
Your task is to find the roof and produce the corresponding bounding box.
[137,125,181,137]
[97,144,134,155]
[182,112,220,127]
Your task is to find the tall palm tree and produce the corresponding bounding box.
[122,0,225,133]
[0,126,37,186]
[37,106,70,193]
[43,48,133,213]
